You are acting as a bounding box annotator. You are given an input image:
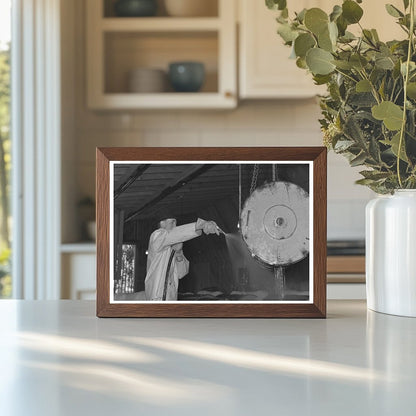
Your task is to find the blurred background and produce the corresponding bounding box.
[1,0,404,300]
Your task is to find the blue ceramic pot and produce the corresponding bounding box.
[114,0,157,17]
[168,62,205,92]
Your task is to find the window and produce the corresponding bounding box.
[0,0,11,298]
[114,244,136,294]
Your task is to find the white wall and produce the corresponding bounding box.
[61,0,374,243]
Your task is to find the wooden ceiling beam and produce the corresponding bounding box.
[114,164,151,200]
[124,164,216,223]
[117,193,235,213]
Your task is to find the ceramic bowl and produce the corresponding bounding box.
[128,68,167,93]
[114,0,158,17]
[168,62,205,92]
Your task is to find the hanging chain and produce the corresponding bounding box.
[272,164,278,182]
[238,164,242,221]
[250,164,259,195]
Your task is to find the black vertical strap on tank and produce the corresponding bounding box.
[162,250,175,301]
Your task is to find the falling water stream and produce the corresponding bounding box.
[222,231,279,299]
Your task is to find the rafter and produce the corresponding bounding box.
[124,164,216,223]
[114,164,151,199]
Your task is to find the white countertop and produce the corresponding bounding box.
[60,242,96,253]
[0,300,415,415]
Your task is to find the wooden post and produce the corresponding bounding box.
[114,209,124,281]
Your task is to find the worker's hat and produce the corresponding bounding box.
[155,207,176,224]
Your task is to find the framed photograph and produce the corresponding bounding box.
[96,147,327,318]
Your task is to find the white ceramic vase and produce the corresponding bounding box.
[366,190,416,317]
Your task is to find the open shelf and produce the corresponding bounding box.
[103,0,219,18]
[104,31,218,94]
[101,17,221,32]
[91,92,234,109]
[87,0,236,109]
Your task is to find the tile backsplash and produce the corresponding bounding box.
[71,100,373,241]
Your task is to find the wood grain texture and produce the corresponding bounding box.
[96,147,327,318]
[327,256,365,274]
[313,147,327,318]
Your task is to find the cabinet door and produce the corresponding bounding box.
[62,253,96,300]
[239,0,326,99]
[239,0,405,99]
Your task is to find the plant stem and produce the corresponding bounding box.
[397,0,415,188]
[358,69,381,104]
[390,78,398,102]
[334,68,358,83]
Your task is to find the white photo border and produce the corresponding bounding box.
[109,161,314,304]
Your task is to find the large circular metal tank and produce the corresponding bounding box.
[240,181,309,267]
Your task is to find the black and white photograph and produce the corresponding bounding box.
[110,161,313,303]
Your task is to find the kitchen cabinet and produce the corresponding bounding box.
[86,0,237,109]
[86,0,405,108]
[238,0,405,99]
[238,0,325,99]
[327,255,365,300]
[61,244,96,300]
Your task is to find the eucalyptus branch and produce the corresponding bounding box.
[334,68,359,84]
[397,0,415,188]
[390,78,398,101]
[358,69,381,104]
[267,0,416,193]
[393,84,404,103]
[358,22,378,49]
[398,24,410,35]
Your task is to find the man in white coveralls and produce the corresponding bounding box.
[145,212,221,301]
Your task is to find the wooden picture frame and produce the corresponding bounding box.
[96,147,327,318]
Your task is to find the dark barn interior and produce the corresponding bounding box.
[113,163,310,301]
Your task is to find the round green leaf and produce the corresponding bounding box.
[296,8,307,23]
[313,74,332,85]
[294,33,316,57]
[333,59,353,70]
[339,31,356,42]
[375,55,395,70]
[330,5,342,22]
[318,30,333,52]
[381,132,408,162]
[306,47,336,75]
[342,0,364,24]
[304,8,329,35]
[401,61,416,76]
[328,21,338,43]
[371,29,380,42]
[296,57,308,69]
[407,82,416,99]
[336,15,348,36]
[385,4,403,18]
[277,23,298,43]
[266,0,287,11]
[318,22,338,52]
[356,79,372,92]
[371,101,403,130]
[350,54,368,70]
